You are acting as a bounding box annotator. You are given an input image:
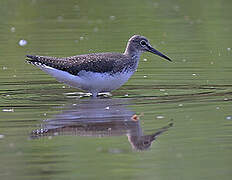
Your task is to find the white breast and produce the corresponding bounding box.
[77,70,134,93]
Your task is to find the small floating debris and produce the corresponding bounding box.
[18,39,27,46]
[226,116,231,120]
[109,16,115,20]
[93,27,99,32]
[108,148,122,154]
[2,66,7,70]
[176,153,183,158]
[131,113,144,121]
[227,48,231,51]
[80,36,84,41]
[192,73,196,76]
[143,58,147,61]
[160,89,165,92]
[74,5,80,11]
[143,75,147,78]
[9,143,15,148]
[156,115,164,119]
[57,16,64,21]
[153,2,159,7]
[62,86,65,88]
[216,107,220,110]
[2,108,14,112]
[10,27,16,32]
[0,134,5,139]
[173,5,180,12]
[105,106,110,110]
[178,104,183,107]
[124,94,129,97]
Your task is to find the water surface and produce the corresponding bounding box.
[0,0,232,180]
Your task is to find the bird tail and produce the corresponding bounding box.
[25,55,44,67]
[26,55,38,61]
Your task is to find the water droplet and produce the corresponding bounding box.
[18,39,27,46]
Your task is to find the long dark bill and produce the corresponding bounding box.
[147,45,172,62]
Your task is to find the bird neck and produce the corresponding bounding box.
[123,43,142,61]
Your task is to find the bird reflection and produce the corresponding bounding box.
[31,98,173,151]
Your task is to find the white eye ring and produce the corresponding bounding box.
[140,40,147,46]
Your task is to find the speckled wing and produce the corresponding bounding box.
[26,53,131,75]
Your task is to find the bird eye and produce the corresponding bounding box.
[140,40,147,46]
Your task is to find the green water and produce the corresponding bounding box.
[0,0,232,179]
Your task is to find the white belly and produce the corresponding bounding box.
[39,65,134,94]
